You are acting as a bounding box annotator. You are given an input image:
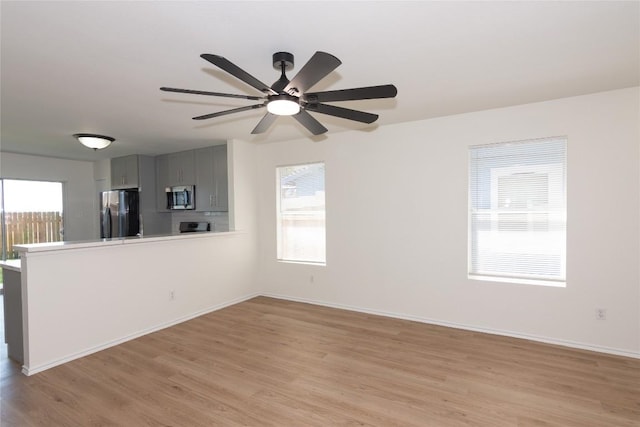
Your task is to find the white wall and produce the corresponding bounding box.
[228,139,259,234]
[93,158,110,194]
[21,233,258,374]
[256,87,640,357]
[0,152,97,241]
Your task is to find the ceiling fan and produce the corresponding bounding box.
[160,51,397,135]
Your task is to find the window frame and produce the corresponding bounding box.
[468,137,567,287]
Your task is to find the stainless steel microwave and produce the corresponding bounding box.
[166,185,195,210]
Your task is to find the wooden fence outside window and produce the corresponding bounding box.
[2,211,63,259]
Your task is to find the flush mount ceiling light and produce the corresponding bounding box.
[73,133,114,150]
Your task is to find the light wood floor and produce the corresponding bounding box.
[1,296,639,426]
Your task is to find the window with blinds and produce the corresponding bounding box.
[277,162,326,264]
[469,137,566,285]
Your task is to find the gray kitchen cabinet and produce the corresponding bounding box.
[195,144,228,212]
[168,150,196,186]
[111,155,139,189]
[155,154,170,211]
[155,150,196,210]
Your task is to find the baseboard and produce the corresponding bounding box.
[22,292,261,376]
[21,290,638,376]
[261,293,640,360]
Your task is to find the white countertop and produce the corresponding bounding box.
[0,259,22,272]
[14,230,243,254]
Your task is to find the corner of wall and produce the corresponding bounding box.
[227,139,258,233]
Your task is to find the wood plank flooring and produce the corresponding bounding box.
[1,296,639,426]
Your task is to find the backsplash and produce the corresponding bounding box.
[170,211,229,233]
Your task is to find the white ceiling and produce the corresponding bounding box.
[1,1,638,162]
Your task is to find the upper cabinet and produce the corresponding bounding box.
[168,150,196,186]
[155,154,170,212]
[111,155,140,189]
[195,145,228,212]
[155,150,196,211]
[156,150,196,187]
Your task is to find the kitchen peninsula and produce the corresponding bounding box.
[9,228,258,376]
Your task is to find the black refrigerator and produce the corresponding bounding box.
[100,189,140,238]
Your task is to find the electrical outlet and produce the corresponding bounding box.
[595,308,607,320]
[170,290,175,300]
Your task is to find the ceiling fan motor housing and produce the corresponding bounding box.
[272,52,294,71]
[271,52,296,94]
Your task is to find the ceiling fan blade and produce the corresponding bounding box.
[306,103,379,124]
[192,103,265,120]
[305,84,397,103]
[201,54,277,95]
[284,51,341,95]
[160,87,265,101]
[293,110,328,135]
[251,113,278,134]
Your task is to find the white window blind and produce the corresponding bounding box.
[277,162,326,264]
[469,137,566,285]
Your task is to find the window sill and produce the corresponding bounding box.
[468,274,566,288]
[277,259,326,267]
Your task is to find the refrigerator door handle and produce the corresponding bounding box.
[102,207,112,238]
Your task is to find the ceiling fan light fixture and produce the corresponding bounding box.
[267,96,300,116]
[74,133,114,150]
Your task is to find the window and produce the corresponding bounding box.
[277,162,326,264]
[0,179,64,289]
[469,137,566,285]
